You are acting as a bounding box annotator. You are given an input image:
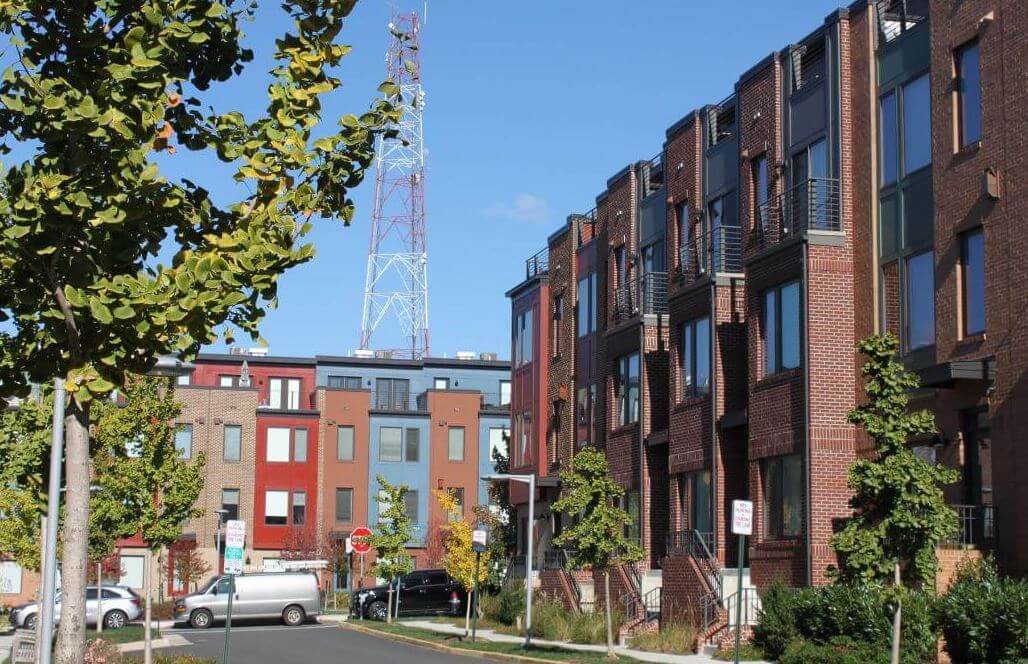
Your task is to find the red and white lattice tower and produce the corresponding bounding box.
[359,11,429,359]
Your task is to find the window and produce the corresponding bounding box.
[683,471,712,533]
[336,426,354,462]
[961,229,985,336]
[375,378,410,410]
[708,196,724,230]
[676,201,690,265]
[955,41,981,148]
[763,281,801,374]
[514,309,534,367]
[753,155,769,229]
[447,488,465,522]
[405,427,420,462]
[223,424,241,462]
[328,375,362,389]
[265,490,288,525]
[615,352,640,427]
[379,427,402,462]
[403,490,419,524]
[0,561,23,595]
[552,294,564,357]
[176,375,190,386]
[335,488,353,523]
[499,380,511,406]
[292,491,306,526]
[293,428,308,463]
[905,250,935,350]
[219,375,238,388]
[902,74,931,175]
[221,489,240,522]
[577,274,598,337]
[434,377,450,390]
[680,316,711,398]
[763,455,803,539]
[174,424,192,459]
[880,91,898,186]
[266,427,291,462]
[119,556,145,588]
[624,490,641,542]
[448,427,465,462]
[614,245,627,286]
[793,40,825,92]
[269,377,301,410]
[488,427,508,465]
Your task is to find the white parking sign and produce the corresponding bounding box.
[224,520,246,576]
[731,500,753,536]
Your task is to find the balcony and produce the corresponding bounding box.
[874,0,928,44]
[613,272,668,323]
[941,504,995,549]
[573,208,598,247]
[680,225,743,285]
[755,177,841,251]
[525,248,549,280]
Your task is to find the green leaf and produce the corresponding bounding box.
[206,3,226,17]
[113,305,135,320]
[89,299,113,324]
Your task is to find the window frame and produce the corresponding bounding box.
[266,426,308,463]
[960,228,985,337]
[752,154,769,230]
[268,377,302,410]
[499,379,511,406]
[762,454,803,540]
[433,377,450,390]
[264,489,289,526]
[762,280,802,376]
[327,375,362,389]
[221,488,240,522]
[552,293,564,358]
[335,488,353,523]
[615,352,641,427]
[222,424,242,462]
[954,39,981,149]
[336,425,355,462]
[447,426,466,462]
[904,249,936,352]
[174,424,193,459]
[679,316,711,400]
[291,491,306,526]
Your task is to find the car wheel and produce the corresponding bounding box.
[282,605,306,627]
[367,601,388,621]
[104,610,128,630]
[189,609,213,630]
[23,614,38,631]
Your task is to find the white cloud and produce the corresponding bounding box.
[484,193,551,223]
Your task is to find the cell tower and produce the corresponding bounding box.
[359,11,429,359]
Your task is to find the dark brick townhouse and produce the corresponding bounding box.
[506,0,1026,642]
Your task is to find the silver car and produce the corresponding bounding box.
[173,573,320,629]
[9,586,142,630]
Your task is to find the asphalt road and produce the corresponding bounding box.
[158,622,491,663]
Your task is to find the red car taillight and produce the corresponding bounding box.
[131,598,141,608]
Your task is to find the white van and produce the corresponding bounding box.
[172,572,320,629]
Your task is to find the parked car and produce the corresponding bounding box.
[9,586,142,631]
[172,572,321,629]
[352,569,465,620]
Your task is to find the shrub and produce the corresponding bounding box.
[482,582,525,626]
[935,557,1028,664]
[752,579,799,659]
[85,639,123,664]
[779,637,887,664]
[530,596,572,641]
[569,610,609,645]
[149,601,175,621]
[711,642,766,661]
[630,621,699,654]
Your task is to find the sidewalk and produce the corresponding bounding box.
[397,619,769,664]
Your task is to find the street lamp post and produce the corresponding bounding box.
[482,473,535,649]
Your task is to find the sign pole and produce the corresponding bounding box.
[222,575,235,664]
[221,520,245,664]
[734,533,745,664]
[730,500,753,664]
[359,553,365,621]
[471,551,481,642]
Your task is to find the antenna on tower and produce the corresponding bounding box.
[359,10,430,360]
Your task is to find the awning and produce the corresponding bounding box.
[918,358,994,388]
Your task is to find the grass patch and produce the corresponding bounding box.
[711,642,766,661]
[86,625,146,645]
[353,621,637,664]
[629,622,699,654]
[428,615,521,636]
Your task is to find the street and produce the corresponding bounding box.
[156,622,489,664]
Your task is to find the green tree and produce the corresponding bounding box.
[369,475,415,623]
[91,376,206,663]
[434,489,493,634]
[0,1,398,658]
[552,447,643,657]
[830,334,959,585]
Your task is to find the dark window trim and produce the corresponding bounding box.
[960,227,985,338]
[762,280,802,375]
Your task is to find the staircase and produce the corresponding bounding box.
[618,565,663,637]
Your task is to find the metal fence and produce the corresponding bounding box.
[525,248,549,279]
[756,177,841,249]
[613,272,668,322]
[874,0,929,44]
[942,504,995,549]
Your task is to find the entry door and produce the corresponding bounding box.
[792,139,828,230]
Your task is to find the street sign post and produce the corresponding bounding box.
[730,501,753,664]
[222,520,245,664]
[471,529,488,642]
[350,527,372,621]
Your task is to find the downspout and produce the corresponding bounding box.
[710,275,719,566]
[636,165,648,574]
[802,242,812,587]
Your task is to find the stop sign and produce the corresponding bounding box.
[350,526,373,554]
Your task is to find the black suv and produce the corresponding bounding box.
[352,569,466,620]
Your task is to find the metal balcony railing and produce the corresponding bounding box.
[374,394,419,411]
[874,0,928,44]
[724,587,761,627]
[682,226,743,284]
[525,248,549,279]
[756,177,841,249]
[942,504,995,549]
[573,208,598,247]
[613,272,668,322]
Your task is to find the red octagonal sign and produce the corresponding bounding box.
[350,526,373,554]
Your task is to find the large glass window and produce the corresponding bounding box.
[221,489,239,522]
[615,352,640,427]
[514,309,534,366]
[578,273,597,337]
[956,41,981,148]
[879,91,898,185]
[499,380,511,406]
[905,250,935,350]
[676,201,690,264]
[763,281,801,375]
[264,490,288,525]
[327,375,361,389]
[680,316,711,399]
[175,424,192,459]
[684,470,712,534]
[962,230,985,336]
[763,454,803,539]
[375,378,410,410]
[292,491,306,526]
[753,155,769,229]
[269,377,301,410]
[293,428,308,463]
[405,427,420,462]
[379,427,402,462]
[403,490,419,524]
[552,294,564,357]
[223,424,241,462]
[902,74,931,175]
[337,426,354,462]
[266,427,291,462]
[335,488,353,523]
[448,427,465,462]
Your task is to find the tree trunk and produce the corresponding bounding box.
[465,589,472,636]
[54,400,90,664]
[144,549,153,664]
[386,584,393,624]
[604,569,615,658]
[890,563,902,664]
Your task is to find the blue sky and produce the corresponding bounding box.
[181,0,847,359]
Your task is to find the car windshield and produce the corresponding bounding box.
[196,576,221,594]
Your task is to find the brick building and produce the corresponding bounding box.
[505,0,1024,640]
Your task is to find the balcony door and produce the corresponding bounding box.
[791,138,829,230]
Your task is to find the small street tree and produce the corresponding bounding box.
[553,447,643,658]
[172,547,211,594]
[92,376,206,664]
[434,489,493,635]
[0,2,399,659]
[280,526,325,562]
[369,475,414,623]
[830,334,958,663]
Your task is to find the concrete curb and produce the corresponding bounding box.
[117,634,190,653]
[341,621,565,664]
